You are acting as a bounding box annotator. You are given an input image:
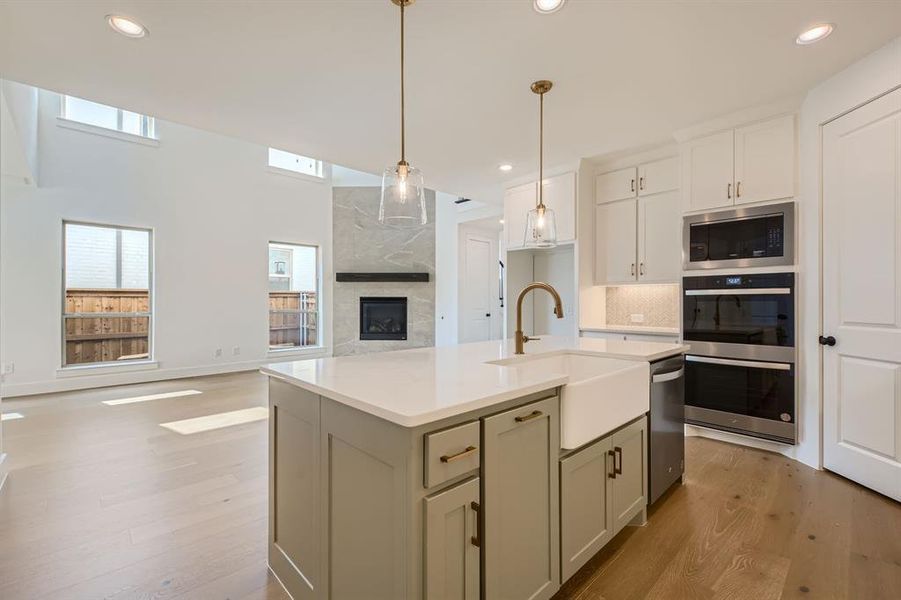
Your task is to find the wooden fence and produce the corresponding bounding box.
[269,291,317,348]
[64,288,150,365]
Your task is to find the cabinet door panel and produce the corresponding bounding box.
[424,477,480,600]
[638,157,679,196]
[595,198,637,285]
[681,130,734,212]
[542,171,576,242]
[638,190,680,282]
[560,437,613,582]
[734,115,796,205]
[504,182,537,249]
[596,167,637,204]
[610,418,648,533]
[483,396,560,600]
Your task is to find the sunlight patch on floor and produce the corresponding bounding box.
[1,412,24,421]
[160,406,269,435]
[103,389,203,406]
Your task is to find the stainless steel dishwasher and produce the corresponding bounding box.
[649,355,685,504]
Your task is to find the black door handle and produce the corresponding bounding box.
[485,313,491,317]
[818,335,836,346]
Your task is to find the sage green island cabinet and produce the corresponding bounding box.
[559,416,648,581]
[483,396,560,600]
[267,377,561,600]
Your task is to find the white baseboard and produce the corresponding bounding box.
[685,424,798,461]
[0,351,328,398]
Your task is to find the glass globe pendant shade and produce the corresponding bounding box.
[523,203,557,248]
[379,161,426,226]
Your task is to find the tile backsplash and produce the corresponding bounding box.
[606,284,679,329]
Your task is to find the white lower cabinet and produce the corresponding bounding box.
[560,416,648,583]
[424,477,481,600]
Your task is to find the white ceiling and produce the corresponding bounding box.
[1,1,899,203]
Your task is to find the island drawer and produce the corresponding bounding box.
[424,421,480,488]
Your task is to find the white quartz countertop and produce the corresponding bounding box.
[261,336,688,428]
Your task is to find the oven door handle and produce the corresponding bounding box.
[684,288,792,296]
[685,356,792,371]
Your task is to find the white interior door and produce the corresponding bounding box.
[822,87,901,502]
[461,234,494,343]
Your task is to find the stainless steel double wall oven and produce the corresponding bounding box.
[682,272,796,444]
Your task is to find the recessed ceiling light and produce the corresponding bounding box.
[106,14,148,38]
[796,23,834,45]
[499,164,514,172]
[534,0,565,14]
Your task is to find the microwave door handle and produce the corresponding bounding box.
[684,288,792,296]
[685,356,792,371]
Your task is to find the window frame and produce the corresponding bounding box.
[266,147,326,181]
[61,220,155,370]
[59,94,157,141]
[267,241,322,353]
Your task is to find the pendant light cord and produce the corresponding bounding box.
[400,0,406,164]
[538,90,544,209]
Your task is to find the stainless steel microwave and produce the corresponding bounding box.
[683,202,794,270]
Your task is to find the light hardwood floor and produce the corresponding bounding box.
[1,372,899,599]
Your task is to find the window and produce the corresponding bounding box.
[63,222,152,367]
[268,147,324,178]
[61,95,156,139]
[268,243,319,350]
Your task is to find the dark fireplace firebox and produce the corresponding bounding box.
[359,297,407,341]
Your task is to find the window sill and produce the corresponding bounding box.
[57,360,159,378]
[265,166,327,184]
[57,117,160,147]
[267,346,329,359]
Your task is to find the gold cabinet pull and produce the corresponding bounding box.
[608,449,617,479]
[736,181,742,198]
[727,182,732,199]
[630,178,635,192]
[639,176,644,191]
[470,501,481,547]
[514,410,543,423]
[614,446,623,475]
[440,445,478,463]
[631,263,636,277]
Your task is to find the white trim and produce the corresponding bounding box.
[0,453,8,495]
[56,360,159,378]
[265,165,327,184]
[267,346,329,359]
[57,117,160,147]
[3,358,269,398]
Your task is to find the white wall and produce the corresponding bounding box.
[796,36,901,469]
[0,86,333,396]
[0,80,38,184]
[434,191,459,346]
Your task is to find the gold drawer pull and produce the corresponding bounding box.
[514,410,543,423]
[440,445,478,463]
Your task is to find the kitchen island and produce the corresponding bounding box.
[262,336,686,600]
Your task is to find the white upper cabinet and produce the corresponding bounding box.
[595,167,637,204]
[595,198,638,284]
[681,130,734,212]
[681,114,797,212]
[504,172,576,250]
[638,190,681,282]
[734,115,796,205]
[504,181,536,250]
[542,171,576,243]
[595,157,680,285]
[637,157,679,196]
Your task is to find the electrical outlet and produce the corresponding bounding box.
[630,313,645,324]
[232,346,240,356]
[1,362,14,375]
[214,348,223,358]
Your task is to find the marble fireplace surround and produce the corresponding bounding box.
[332,186,436,356]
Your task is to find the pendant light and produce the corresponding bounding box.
[523,80,557,248]
[379,0,427,226]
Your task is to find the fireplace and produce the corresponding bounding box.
[360,297,407,340]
